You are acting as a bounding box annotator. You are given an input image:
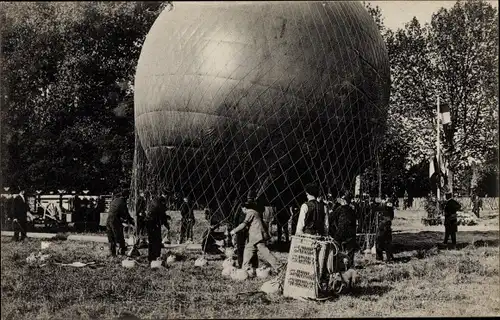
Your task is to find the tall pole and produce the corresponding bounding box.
[436,95,441,201]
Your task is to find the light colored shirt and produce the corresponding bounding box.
[232,208,270,245]
[295,196,330,236]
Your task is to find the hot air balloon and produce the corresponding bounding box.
[133,1,390,219]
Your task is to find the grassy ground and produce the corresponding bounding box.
[1,210,499,319]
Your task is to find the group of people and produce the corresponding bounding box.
[105,190,197,261]
[69,195,106,232]
[222,183,397,277]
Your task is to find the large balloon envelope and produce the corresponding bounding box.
[134,1,390,214]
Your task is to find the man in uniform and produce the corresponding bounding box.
[11,187,30,241]
[179,195,195,244]
[332,191,358,267]
[106,190,134,257]
[443,192,460,247]
[145,195,171,261]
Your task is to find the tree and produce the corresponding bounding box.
[385,0,498,195]
[1,2,167,192]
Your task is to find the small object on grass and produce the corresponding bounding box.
[194,256,208,267]
[39,254,51,262]
[256,267,271,279]
[231,268,248,281]
[166,255,176,265]
[371,245,377,255]
[222,257,235,270]
[55,261,96,268]
[222,266,236,277]
[122,259,137,269]
[41,241,51,250]
[260,277,283,295]
[150,259,163,269]
[26,253,37,264]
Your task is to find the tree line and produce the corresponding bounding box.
[0,1,497,196]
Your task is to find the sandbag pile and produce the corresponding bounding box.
[26,252,51,265]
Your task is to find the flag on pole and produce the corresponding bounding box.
[439,102,451,125]
[429,153,449,181]
[429,156,436,178]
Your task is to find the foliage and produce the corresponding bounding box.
[0,2,166,192]
[364,0,498,197]
[0,1,498,197]
[386,0,498,194]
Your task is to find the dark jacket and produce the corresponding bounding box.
[145,198,170,229]
[106,197,134,225]
[303,200,326,235]
[333,204,357,243]
[444,198,460,231]
[12,195,29,221]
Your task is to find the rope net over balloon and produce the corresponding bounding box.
[130,1,390,248]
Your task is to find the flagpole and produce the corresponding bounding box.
[436,95,441,202]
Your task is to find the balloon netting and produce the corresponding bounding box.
[130,2,390,247]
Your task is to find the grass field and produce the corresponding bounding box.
[1,209,499,319]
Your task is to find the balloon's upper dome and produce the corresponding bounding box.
[134,1,390,150]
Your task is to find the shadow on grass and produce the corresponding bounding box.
[347,284,392,297]
[116,312,141,320]
[392,230,499,254]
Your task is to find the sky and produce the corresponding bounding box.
[367,0,499,30]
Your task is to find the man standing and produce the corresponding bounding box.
[230,200,282,273]
[179,195,195,244]
[332,191,358,267]
[145,195,171,261]
[295,183,326,236]
[443,192,460,247]
[11,187,29,241]
[106,190,135,257]
[376,202,394,262]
